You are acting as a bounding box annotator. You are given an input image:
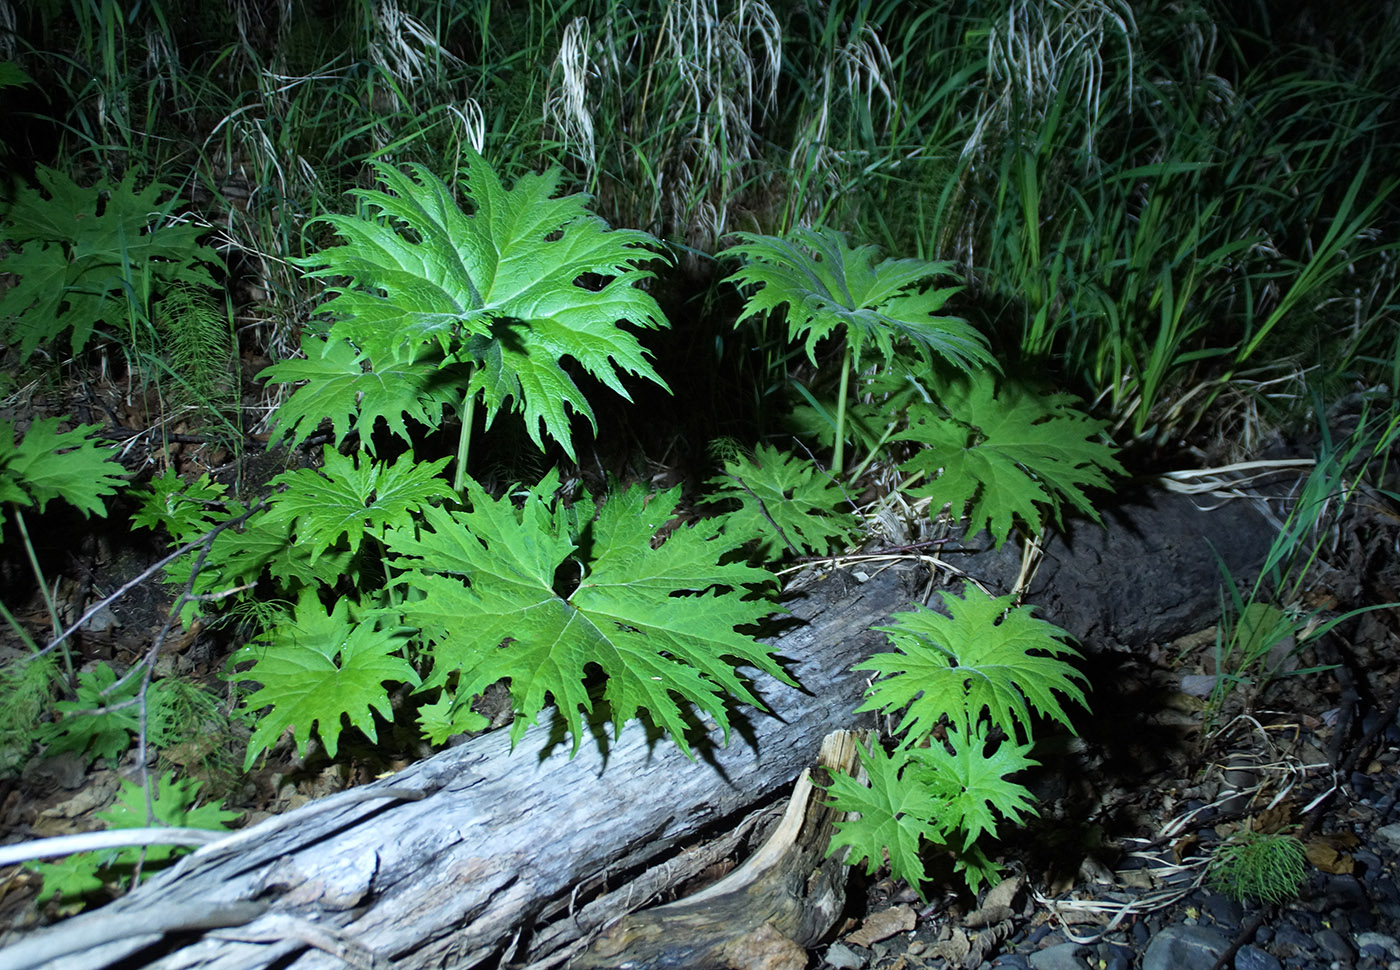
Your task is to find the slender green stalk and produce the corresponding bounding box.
[831,345,853,477]
[11,508,73,682]
[454,374,478,494]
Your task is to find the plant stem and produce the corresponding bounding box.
[0,600,41,654]
[831,344,853,477]
[12,507,73,680]
[453,365,478,493]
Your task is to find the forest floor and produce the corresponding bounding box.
[2,380,1399,970]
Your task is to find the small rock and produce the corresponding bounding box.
[1180,673,1218,697]
[1235,944,1283,970]
[1027,941,1090,970]
[1272,922,1318,955]
[1143,925,1230,970]
[1097,942,1132,970]
[1316,927,1354,963]
[822,942,864,969]
[992,955,1031,970]
[1374,824,1400,850]
[1324,875,1371,913]
[1354,849,1384,875]
[1356,933,1400,959]
[1201,891,1243,930]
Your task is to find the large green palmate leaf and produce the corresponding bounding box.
[720,227,993,373]
[237,591,418,768]
[386,474,787,755]
[0,166,220,357]
[857,588,1087,743]
[276,153,670,457]
[896,370,1124,547]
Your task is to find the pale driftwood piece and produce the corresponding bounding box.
[6,566,916,970]
[571,730,867,970]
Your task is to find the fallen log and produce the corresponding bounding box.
[5,564,920,970]
[2,487,1278,970]
[570,730,867,970]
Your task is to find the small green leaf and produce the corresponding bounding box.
[97,771,239,867]
[259,335,464,453]
[131,469,228,541]
[823,739,942,894]
[908,721,1039,849]
[38,663,139,765]
[0,417,126,528]
[701,443,856,560]
[267,447,453,562]
[416,690,489,745]
[237,591,419,768]
[858,588,1087,742]
[896,371,1124,547]
[26,853,105,906]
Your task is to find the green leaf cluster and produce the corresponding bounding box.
[702,442,857,559]
[824,588,1086,896]
[262,153,670,462]
[197,452,788,766]
[0,167,221,358]
[0,418,126,530]
[12,148,1111,913]
[27,772,237,906]
[897,370,1124,547]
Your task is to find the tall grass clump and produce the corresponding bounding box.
[951,0,1400,442]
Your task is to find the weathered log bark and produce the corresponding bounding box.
[571,730,867,970]
[5,565,920,970]
[2,488,1277,970]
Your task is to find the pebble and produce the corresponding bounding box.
[1273,922,1318,954]
[823,942,863,968]
[1323,875,1371,913]
[1201,890,1244,929]
[1098,941,1133,970]
[1356,934,1400,959]
[1027,942,1090,970]
[1316,927,1355,964]
[1142,925,1230,970]
[1236,944,1284,970]
[1375,823,1400,850]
